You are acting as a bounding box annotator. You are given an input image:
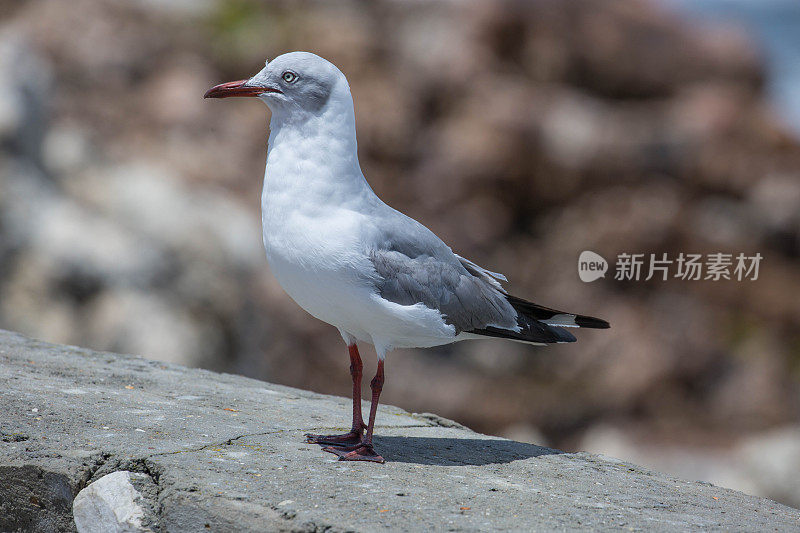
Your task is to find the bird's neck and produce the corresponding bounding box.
[264,104,375,209]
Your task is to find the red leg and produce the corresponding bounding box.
[306,344,366,446]
[324,359,385,463]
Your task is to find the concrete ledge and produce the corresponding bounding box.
[1,329,798,531]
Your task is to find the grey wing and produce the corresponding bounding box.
[367,207,582,343]
[369,248,518,333]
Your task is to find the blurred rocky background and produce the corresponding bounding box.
[1,0,799,508]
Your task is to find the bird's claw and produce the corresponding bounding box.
[322,443,385,463]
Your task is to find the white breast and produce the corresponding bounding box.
[262,198,372,337]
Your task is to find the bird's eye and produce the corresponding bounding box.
[282,71,298,83]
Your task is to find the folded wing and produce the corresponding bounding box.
[370,248,595,344]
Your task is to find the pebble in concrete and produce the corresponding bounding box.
[72,471,152,533]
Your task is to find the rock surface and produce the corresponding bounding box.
[1,329,799,532]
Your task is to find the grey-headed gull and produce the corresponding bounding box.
[205,52,609,463]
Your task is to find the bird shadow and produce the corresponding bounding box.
[373,436,563,466]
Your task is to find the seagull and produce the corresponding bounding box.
[205,52,609,463]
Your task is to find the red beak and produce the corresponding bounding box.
[204,79,281,99]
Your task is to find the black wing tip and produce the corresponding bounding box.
[575,315,611,329]
[506,294,610,329]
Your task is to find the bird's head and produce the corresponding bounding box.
[204,51,349,120]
